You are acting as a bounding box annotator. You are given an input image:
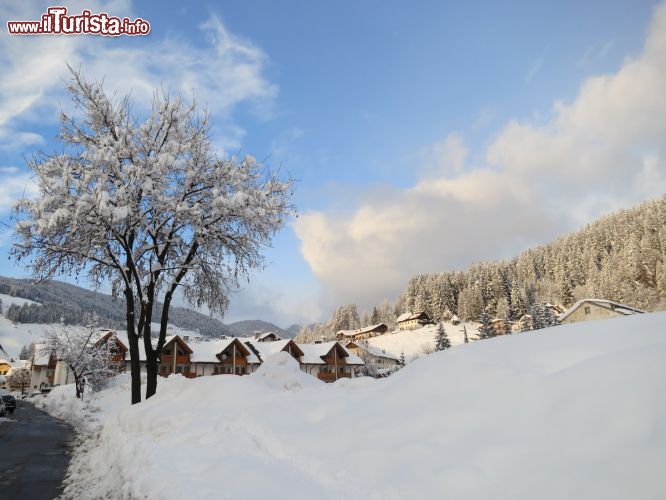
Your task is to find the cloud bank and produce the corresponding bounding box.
[295,2,666,312]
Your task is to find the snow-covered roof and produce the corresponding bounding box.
[254,331,283,341]
[32,343,52,366]
[559,298,645,322]
[247,339,303,362]
[188,337,260,365]
[299,341,364,366]
[396,311,429,323]
[348,342,400,361]
[106,332,150,362]
[337,323,388,338]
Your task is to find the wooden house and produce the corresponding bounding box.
[344,341,400,376]
[396,311,432,331]
[336,323,389,342]
[159,335,195,378]
[490,318,514,335]
[189,337,261,377]
[253,332,283,342]
[299,341,364,382]
[95,330,129,373]
[247,339,305,364]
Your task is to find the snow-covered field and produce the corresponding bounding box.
[0,293,51,357]
[368,321,479,359]
[35,312,666,499]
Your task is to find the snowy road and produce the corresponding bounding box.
[0,399,73,500]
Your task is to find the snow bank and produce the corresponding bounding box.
[46,312,666,499]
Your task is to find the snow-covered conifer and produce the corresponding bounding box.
[434,322,451,351]
[476,308,497,340]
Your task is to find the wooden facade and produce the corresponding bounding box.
[336,323,389,342]
[397,311,432,331]
[159,336,196,378]
[214,338,253,375]
[300,342,361,382]
[95,331,129,373]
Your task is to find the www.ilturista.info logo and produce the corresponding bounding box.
[7,7,150,36]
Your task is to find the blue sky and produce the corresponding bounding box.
[1,0,665,327]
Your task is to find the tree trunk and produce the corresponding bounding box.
[73,370,81,399]
[145,349,159,399]
[125,287,141,405]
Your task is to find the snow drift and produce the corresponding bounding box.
[45,312,666,499]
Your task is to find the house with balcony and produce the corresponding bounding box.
[188,337,262,377]
[299,341,364,382]
[95,330,129,373]
[159,335,195,378]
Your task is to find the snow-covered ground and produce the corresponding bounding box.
[368,321,479,360]
[36,312,666,499]
[0,293,51,357]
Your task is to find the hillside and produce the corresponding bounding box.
[226,319,293,338]
[396,195,666,323]
[39,312,666,499]
[0,277,230,337]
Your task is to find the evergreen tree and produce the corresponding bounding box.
[502,315,513,335]
[18,345,29,360]
[463,325,469,344]
[434,322,451,351]
[476,308,497,340]
[399,351,406,366]
[370,306,380,324]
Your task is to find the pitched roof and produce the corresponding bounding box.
[558,298,645,322]
[254,331,283,341]
[345,341,400,361]
[397,311,429,323]
[299,341,364,365]
[247,339,304,362]
[188,337,260,364]
[337,323,388,338]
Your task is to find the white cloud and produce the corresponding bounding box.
[295,1,666,313]
[0,168,37,212]
[0,1,276,152]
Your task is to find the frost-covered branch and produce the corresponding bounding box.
[12,67,295,403]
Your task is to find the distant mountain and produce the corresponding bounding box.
[226,319,294,338]
[284,324,302,337]
[0,276,230,338]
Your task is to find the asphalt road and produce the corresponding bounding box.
[0,399,73,500]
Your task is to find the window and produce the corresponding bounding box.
[584,306,591,315]
[163,349,171,355]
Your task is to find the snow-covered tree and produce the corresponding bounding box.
[18,345,29,360]
[476,308,497,340]
[328,304,360,333]
[12,68,293,404]
[7,367,31,394]
[434,322,451,351]
[530,302,559,330]
[43,317,114,398]
[463,325,469,344]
